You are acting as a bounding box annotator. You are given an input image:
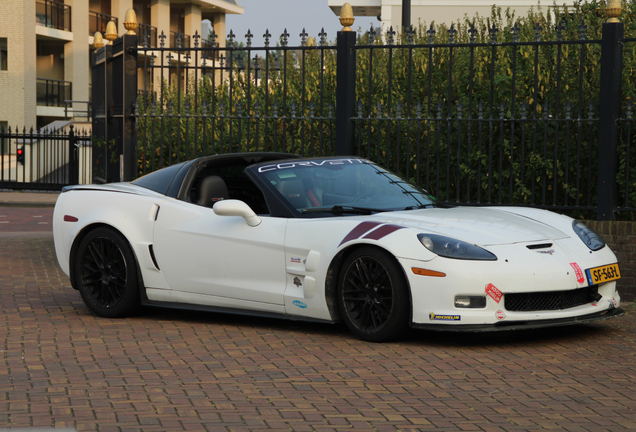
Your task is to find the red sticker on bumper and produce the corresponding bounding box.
[485,283,503,303]
[570,262,585,284]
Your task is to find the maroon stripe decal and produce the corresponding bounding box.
[339,221,383,247]
[363,224,405,241]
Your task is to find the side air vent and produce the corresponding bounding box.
[526,243,553,250]
[148,245,160,270]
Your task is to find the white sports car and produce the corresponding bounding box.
[53,153,624,342]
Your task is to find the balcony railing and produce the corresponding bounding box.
[36,0,71,32]
[170,31,191,49]
[139,23,157,48]
[37,78,72,107]
[89,11,118,36]
[64,100,92,121]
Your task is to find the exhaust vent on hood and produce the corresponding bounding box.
[526,243,553,250]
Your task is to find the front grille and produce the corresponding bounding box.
[505,286,598,312]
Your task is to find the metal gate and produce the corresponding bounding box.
[0,125,91,191]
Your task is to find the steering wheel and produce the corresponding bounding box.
[351,193,373,203]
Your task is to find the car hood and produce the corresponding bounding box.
[375,206,569,246]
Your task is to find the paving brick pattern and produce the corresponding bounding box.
[1,238,635,431]
[0,208,54,232]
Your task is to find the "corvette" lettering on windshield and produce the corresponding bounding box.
[258,159,366,172]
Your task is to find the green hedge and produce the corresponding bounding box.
[135,0,636,218]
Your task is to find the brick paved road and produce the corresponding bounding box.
[1,238,635,431]
[0,207,53,233]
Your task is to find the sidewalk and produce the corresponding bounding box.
[0,190,59,207]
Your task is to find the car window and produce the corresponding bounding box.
[253,158,437,214]
[131,161,188,195]
[190,164,270,214]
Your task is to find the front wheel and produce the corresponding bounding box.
[337,247,410,342]
[74,227,140,318]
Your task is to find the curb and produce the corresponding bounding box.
[0,202,56,208]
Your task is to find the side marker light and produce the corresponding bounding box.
[63,215,78,222]
[412,268,446,277]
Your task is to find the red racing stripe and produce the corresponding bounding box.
[363,224,405,241]
[338,221,383,247]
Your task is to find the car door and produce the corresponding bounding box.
[152,199,288,309]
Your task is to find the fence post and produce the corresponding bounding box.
[91,31,110,183]
[335,4,356,156]
[597,3,623,221]
[68,124,78,184]
[90,11,138,183]
[113,32,138,182]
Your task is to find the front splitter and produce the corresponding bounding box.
[412,307,625,333]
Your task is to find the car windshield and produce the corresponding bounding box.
[254,158,437,214]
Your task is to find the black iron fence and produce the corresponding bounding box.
[87,7,636,220]
[348,26,606,215]
[134,29,337,176]
[0,126,91,191]
[139,23,157,49]
[170,31,191,49]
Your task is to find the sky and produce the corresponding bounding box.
[224,0,376,45]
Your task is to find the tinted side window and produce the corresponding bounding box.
[132,162,187,194]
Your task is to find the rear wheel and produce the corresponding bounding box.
[75,227,139,318]
[337,247,410,342]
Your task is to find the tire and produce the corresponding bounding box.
[337,247,410,342]
[74,227,140,318]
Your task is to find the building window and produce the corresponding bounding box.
[0,38,7,71]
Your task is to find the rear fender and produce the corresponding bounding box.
[57,190,170,290]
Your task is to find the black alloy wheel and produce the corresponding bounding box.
[75,227,140,318]
[338,247,410,342]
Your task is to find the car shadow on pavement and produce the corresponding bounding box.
[136,303,622,346]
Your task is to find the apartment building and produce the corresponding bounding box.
[329,0,577,31]
[0,0,243,130]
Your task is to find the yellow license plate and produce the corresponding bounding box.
[586,263,621,285]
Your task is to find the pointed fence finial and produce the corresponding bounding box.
[319,27,327,46]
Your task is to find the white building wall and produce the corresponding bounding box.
[0,0,37,128]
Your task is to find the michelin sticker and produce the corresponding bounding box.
[429,312,461,321]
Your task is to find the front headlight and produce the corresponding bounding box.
[572,220,606,251]
[417,234,497,260]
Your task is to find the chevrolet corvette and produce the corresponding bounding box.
[53,153,624,341]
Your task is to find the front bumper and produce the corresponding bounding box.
[412,306,625,332]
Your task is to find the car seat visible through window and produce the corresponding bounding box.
[197,176,230,208]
